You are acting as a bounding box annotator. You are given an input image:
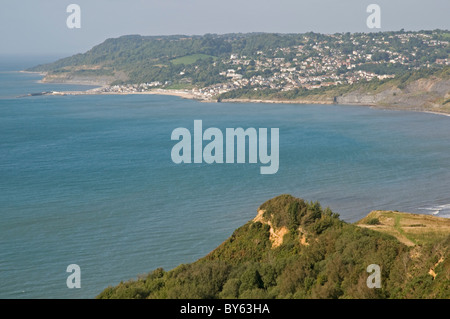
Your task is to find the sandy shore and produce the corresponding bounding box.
[52,88,204,100]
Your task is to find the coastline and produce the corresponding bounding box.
[47,87,203,101]
[221,99,450,116]
[219,98,336,105]
[35,87,450,117]
[24,74,450,116]
[422,110,450,117]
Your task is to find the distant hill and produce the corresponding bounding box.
[27,31,450,113]
[26,34,236,85]
[97,195,449,299]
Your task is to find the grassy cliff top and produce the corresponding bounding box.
[356,210,450,246]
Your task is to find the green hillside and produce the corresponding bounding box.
[97,195,449,299]
[27,30,449,112]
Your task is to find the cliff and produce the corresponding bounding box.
[97,195,449,299]
[336,76,450,113]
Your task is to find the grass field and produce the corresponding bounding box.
[356,210,450,246]
[170,54,216,65]
[164,83,195,90]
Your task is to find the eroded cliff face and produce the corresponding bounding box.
[41,74,115,86]
[40,68,129,86]
[336,77,450,112]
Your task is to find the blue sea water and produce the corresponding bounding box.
[1,62,450,299]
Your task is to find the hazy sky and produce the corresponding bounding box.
[1,0,449,56]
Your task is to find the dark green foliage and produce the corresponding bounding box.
[354,63,410,75]
[366,218,381,225]
[371,52,390,62]
[96,195,449,299]
[260,194,308,229]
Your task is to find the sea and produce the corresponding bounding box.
[1,57,450,299]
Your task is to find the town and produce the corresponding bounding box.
[36,30,448,102]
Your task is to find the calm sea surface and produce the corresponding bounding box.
[1,61,450,298]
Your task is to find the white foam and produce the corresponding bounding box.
[419,203,450,217]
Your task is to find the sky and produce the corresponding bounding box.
[0,0,449,57]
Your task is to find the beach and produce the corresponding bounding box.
[48,87,202,100]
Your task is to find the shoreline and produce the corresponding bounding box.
[219,98,335,105]
[47,87,204,101]
[33,88,450,117]
[22,74,450,117]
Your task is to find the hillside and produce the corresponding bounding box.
[97,195,449,299]
[27,31,450,113]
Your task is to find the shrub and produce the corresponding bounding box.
[366,218,381,225]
